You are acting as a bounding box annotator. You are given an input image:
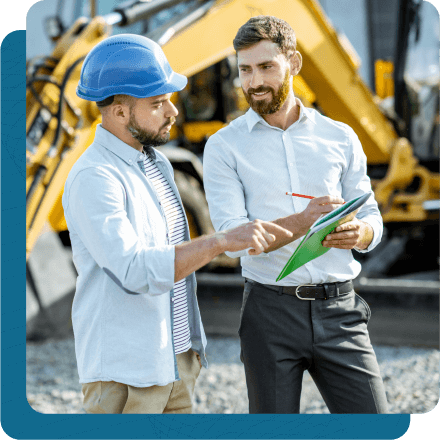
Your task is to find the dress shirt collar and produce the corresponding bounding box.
[245,97,316,133]
[94,124,161,165]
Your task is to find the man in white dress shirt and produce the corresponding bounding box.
[203,16,388,413]
[63,34,292,414]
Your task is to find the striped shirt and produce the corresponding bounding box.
[138,151,191,355]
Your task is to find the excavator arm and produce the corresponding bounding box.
[26,15,112,258]
[162,0,396,162]
[26,0,439,261]
[160,0,439,222]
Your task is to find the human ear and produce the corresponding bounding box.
[290,51,302,76]
[111,103,130,124]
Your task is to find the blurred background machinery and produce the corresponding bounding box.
[25,0,439,340]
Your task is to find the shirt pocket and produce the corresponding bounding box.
[299,153,344,197]
[134,193,167,247]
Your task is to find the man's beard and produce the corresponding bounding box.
[127,112,175,151]
[243,69,291,115]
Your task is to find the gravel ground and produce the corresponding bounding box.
[26,336,439,414]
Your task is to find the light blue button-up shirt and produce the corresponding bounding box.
[203,101,383,286]
[62,124,207,387]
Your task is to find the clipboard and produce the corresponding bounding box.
[276,192,372,281]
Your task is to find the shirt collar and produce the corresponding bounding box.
[245,98,316,132]
[94,124,162,165]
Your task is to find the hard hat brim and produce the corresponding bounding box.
[147,71,188,98]
[76,71,188,101]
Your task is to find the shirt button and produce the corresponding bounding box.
[289,163,294,167]
[128,159,133,164]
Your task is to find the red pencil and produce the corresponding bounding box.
[286,191,315,200]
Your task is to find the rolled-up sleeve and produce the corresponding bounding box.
[203,136,250,258]
[341,128,383,252]
[65,167,175,295]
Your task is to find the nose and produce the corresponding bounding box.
[249,70,264,89]
[165,100,179,118]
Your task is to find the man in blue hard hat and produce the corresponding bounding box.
[62,34,293,414]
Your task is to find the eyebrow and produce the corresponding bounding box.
[238,61,274,68]
[151,97,167,105]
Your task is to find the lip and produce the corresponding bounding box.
[162,122,173,131]
[251,91,270,100]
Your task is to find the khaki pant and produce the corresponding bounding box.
[82,349,201,414]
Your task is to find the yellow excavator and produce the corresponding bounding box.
[26,0,439,296]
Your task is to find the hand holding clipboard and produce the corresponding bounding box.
[277,192,373,281]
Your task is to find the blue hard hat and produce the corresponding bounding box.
[76,34,187,101]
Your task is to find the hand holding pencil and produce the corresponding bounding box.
[290,193,345,227]
[286,191,315,200]
[286,191,345,204]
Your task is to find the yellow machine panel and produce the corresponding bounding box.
[26,0,439,264]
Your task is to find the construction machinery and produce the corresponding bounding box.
[26,0,439,288]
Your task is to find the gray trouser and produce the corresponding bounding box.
[239,279,388,414]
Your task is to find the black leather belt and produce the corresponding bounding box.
[247,279,353,300]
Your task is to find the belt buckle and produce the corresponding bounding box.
[295,284,316,300]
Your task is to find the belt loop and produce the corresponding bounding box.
[278,286,283,296]
[323,284,329,300]
[335,282,340,297]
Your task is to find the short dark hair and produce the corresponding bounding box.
[96,96,115,108]
[96,94,136,110]
[233,16,296,57]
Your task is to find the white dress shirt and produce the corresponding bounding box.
[62,124,207,388]
[203,100,383,286]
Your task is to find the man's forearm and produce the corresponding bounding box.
[262,195,346,253]
[263,213,310,253]
[174,234,224,282]
[174,220,294,282]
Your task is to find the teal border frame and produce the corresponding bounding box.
[1,30,411,439]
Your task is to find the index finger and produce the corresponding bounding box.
[314,195,345,205]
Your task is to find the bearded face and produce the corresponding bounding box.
[127,110,175,148]
[243,69,291,115]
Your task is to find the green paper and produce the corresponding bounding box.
[276,192,372,281]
